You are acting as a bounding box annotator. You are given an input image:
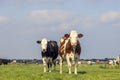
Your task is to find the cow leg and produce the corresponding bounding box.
[47,58,52,72]
[66,54,72,74]
[74,60,78,75]
[49,58,52,72]
[53,59,56,71]
[47,62,50,72]
[74,54,79,75]
[60,57,63,74]
[48,62,52,72]
[42,58,47,73]
[75,63,77,74]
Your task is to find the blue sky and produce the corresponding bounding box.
[0,0,120,59]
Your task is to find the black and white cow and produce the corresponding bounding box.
[37,38,58,72]
[0,58,10,65]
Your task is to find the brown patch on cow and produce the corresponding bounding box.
[76,40,81,55]
[65,39,73,53]
[64,34,70,38]
[66,40,81,55]
[58,38,66,57]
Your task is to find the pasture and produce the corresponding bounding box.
[0,63,120,80]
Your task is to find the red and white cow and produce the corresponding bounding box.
[58,30,83,74]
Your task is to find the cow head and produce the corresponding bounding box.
[64,30,83,47]
[37,38,48,53]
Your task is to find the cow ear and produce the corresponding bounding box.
[36,41,41,44]
[64,34,69,38]
[78,34,83,38]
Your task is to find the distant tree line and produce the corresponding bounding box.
[0,58,116,65]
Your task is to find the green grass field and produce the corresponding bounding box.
[0,63,120,80]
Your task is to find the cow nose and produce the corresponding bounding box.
[43,49,46,52]
[72,45,76,50]
[71,43,77,47]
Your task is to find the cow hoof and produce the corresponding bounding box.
[69,72,71,74]
[54,69,56,71]
[44,70,46,73]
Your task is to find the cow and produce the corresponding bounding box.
[115,55,120,68]
[116,55,120,65]
[107,60,114,68]
[37,38,58,72]
[105,59,118,69]
[0,58,10,65]
[0,59,2,65]
[58,30,83,74]
[87,61,93,65]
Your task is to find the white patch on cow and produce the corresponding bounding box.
[41,38,48,52]
[42,57,47,72]
[70,30,78,46]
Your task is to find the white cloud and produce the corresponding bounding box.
[25,0,66,3]
[59,18,80,29]
[0,16,9,24]
[0,0,68,4]
[1,0,120,6]
[27,10,74,24]
[112,23,120,27]
[100,11,120,23]
[0,0,106,3]
[26,9,101,30]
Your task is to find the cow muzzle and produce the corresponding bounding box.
[72,45,77,53]
[42,49,46,53]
